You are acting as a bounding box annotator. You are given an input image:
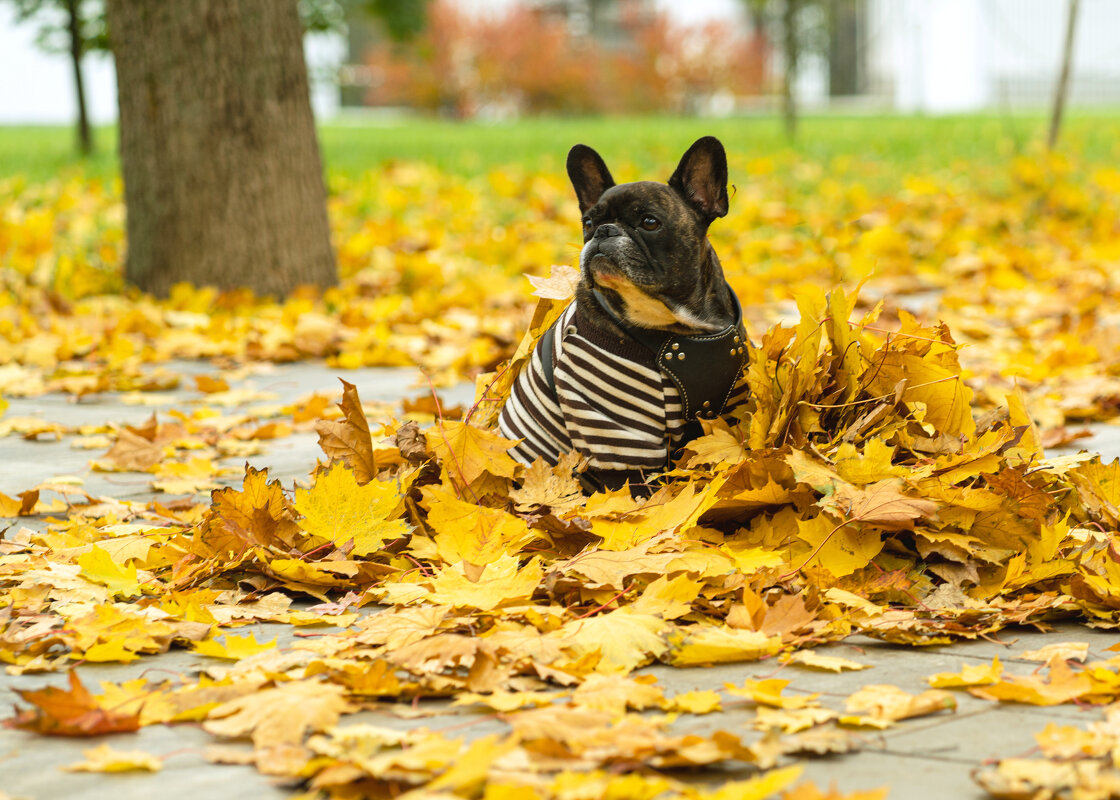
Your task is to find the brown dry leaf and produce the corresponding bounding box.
[314,379,375,484]
[831,479,939,529]
[202,680,352,748]
[194,465,302,559]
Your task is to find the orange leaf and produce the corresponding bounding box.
[194,465,302,559]
[4,671,140,736]
[194,375,230,394]
[0,489,38,517]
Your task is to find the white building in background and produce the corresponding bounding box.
[863,0,1120,113]
[0,0,1118,123]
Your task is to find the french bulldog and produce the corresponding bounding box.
[499,136,748,491]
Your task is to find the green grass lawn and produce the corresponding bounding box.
[3,112,1120,184]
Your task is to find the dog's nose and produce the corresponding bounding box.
[593,223,623,239]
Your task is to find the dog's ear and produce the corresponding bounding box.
[567,144,616,214]
[668,136,729,222]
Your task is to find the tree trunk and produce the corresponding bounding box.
[1048,0,1080,151]
[66,0,92,156]
[780,0,800,141]
[105,0,336,297]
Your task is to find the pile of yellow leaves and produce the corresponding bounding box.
[5,149,1120,797]
[3,275,1120,797]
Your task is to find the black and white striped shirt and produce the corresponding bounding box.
[499,302,745,474]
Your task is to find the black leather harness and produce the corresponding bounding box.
[537,285,748,449]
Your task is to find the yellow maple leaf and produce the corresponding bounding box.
[424,486,533,565]
[294,462,410,556]
[527,264,580,300]
[508,452,585,513]
[203,680,352,748]
[77,545,143,599]
[927,655,1002,688]
[970,658,1093,706]
[668,689,723,714]
[782,650,871,673]
[864,351,975,438]
[700,764,803,800]
[725,678,819,709]
[664,625,782,667]
[151,456,224,494]
[753,706,838,733]
[833,439,904,486]
[562,610,670,673]
[192,632,277,660]
[426,555,543,611]
[427,733,519,793]
[684,421,748,468]
[793,512,883,577]
[630,574,703,620]
[840,684,956,728]
[426,419,519,485]
[64,743,162,773]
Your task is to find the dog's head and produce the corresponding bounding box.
[566,136,734,334]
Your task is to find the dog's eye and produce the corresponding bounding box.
[582,217,592,232]
[640,215,661,231]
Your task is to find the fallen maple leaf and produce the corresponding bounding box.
[831,479,939,529]
[293,462,410,556]
[927,656,1002,688]
[527,264,580,300]
[4,670,141,736]
[840,684,956,728]
[63,743,162,773]
[202,679,352,748]
[192,632,277,660]
[426,419,519,486]
[314,379,376,484]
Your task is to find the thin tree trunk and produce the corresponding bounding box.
[105,0,336,297]
[66,0,92,156]
[781,0,800,141]
[1048,0,1080,151]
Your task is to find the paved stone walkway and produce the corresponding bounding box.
[2,361,1118,800]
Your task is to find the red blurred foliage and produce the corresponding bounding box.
[365,1,769,117]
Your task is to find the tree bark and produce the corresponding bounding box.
[105,0,336,297]
[65,0,92,156]
[1048,0,1080,151]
